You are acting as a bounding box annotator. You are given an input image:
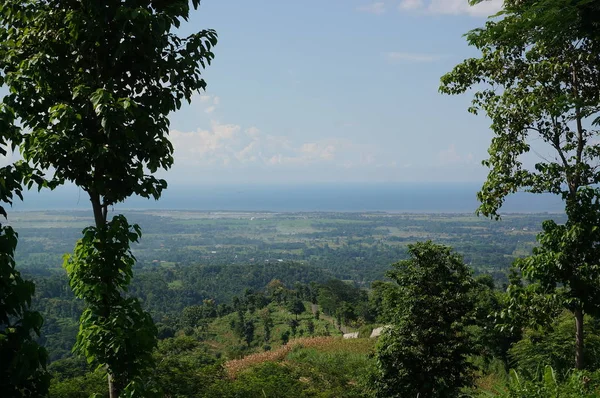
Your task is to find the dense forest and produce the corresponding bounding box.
[2,0,600,397]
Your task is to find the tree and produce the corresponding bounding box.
[336,302,356,328]
[259,308,274,342]
[243,319,255,348]
[288,319,299,337]
[287,298,306,321]
[266,279,286,304]
[373,241,477,398]
[0,0,217,395]
[509,311,600,378]
[0,167,50,396]
[280,330,290,346]
[182,305,204,329]
[471,275,522,371]
[441,0,600,369]
[306,319,315,336]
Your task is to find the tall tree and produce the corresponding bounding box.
[373,242,477,398]
[0,0,217,395]
[441,0,600,369]
[0,69,49,394]
[259,308,274,342]
[287,298,306,321]
[0,164,49,396]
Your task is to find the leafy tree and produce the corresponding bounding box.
[336,302,356,327]
[289,319,299,337]
[470,275,522,371]
[317,279,361,316]
[306,319,315,336]
[288,298,306,321]
[65,216,157,396]
[234,309,246,340]
[373,241,477,398]
[151,336,220,398]
[441,0,600,369]
[509,311,600,378]
[266,279,287,303]
[182,305,206,329]
[48,370,107,398]
[259,308,274,342]
[243,319,255,348]
[0,0,217,395]
[281,330,290,346]
[156,324,175,340]
[0,116,49,393]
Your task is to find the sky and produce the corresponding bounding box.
[0,0,507,187]
[160,0,505,185]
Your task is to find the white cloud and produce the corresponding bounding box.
[385,52,444,63]
[246,127,260,137]
[167,94,425,182]
[170,121,348,169]
[357,2,386,14]
[235,141,259,163]
[429,0,502,16]
[398,0,503,17]
[398,0,423,10]
[197,94,220,114]
[300,142,336,161]
[438,144,475,165]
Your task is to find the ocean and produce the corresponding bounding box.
[8,183,565,214]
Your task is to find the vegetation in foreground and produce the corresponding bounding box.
[2,0,600,397]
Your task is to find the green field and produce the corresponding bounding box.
[13,209,564,283]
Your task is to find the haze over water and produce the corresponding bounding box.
[11,183,564,214]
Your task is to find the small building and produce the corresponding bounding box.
[370,326,391,338]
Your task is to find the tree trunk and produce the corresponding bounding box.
[575,308,584,370]
[91,192,116,395]
[89,192,105,228]
[108,373,119,398]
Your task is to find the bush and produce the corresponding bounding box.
[500,366,600,398]
[509,312,600,377]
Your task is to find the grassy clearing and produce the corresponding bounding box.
[205,303,342,358]
[225,336,375,378]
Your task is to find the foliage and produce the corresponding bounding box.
[206,362,307,398]
[64,216,157,393]
[514,189,600,315]
[222,337,375,397]
[0,127,49,393]
[49,370,107,398]
[259,308,274,342]
[0,0,217,394]
[441,0,600,217]
[1,0,217,209]
[242,319,255,347]
[0,224,50,396]
[500,366,600,398]
[373,241,477,398]
[151,336,222,398]
[288,298,306,320]
[441,0,600,369]
[470,275,522,369]
[509,312,600,378]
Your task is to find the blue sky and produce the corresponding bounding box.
[0,0,504,187]
[162,0,505,184]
